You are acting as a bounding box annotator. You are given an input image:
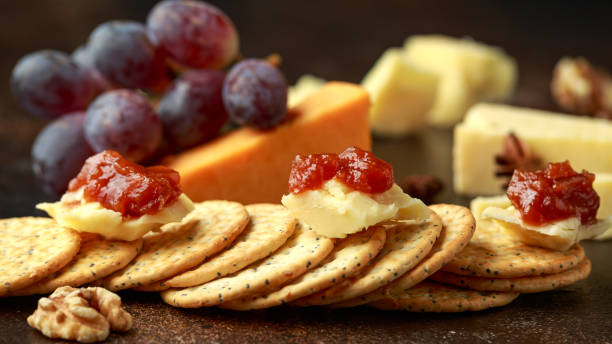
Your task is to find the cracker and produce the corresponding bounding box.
[441,219,585,278]
[9,233,142,296]
[431,257,591,293]
[103,201,249,291]
[295,210,442,307]
[368,281,519,312]
[0,217,81,296]
[334,204,475,308]
[162,223,349,308]
[138,204,296,291]
[221,225,388,310]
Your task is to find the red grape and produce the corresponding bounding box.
[72,45,112,96]
[147,0,239,69]
[86,21,170,91]
[11,50,94,119]
[85,90,162,162]
[222,59,288,129]
[158,70,228,149]
[31,112,94,196]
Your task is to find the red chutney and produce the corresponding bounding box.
[68,150,182,218]
[506,161,599,226]
[288,147,394,194]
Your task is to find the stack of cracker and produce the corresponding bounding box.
[0,201,593,314]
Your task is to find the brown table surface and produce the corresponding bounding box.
[1,1,611,343]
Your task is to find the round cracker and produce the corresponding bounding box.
[221,225,389,310]
[368,281,519,312]
[103,201,249,291]
[9,233,142,296]
[442,219,585,278]
[162,221,339,308]
[0,217,81,296]
[296,210,442,307]
[431,257,591,293]
[138,204,296,291]
[334,204,476,308]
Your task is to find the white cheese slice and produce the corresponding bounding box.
[37,189,194,241]
[482,205,610,250]
[470,194,511,223]
[281,178,429,238]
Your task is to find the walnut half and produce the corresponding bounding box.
[551,57,612,119]
[27,286,132,343]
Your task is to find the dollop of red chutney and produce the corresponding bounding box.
[506,161,599,226]
[68,150,182,218]
[288,147,394,194]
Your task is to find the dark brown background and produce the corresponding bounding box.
[1,1,611,343]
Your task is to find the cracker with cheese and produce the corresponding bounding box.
[37,151,195,241]
[477,161,610,251]
[281,147,430,239]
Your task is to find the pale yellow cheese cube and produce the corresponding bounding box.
[288,74,326,108]
[403,35,517,126]
[361,48,438,136]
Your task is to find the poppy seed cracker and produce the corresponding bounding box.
[9,233,142,296]
[297,210,442,307]
[221,225,387,310]
[161,221,337,308]
[103,201,249,291]
[334,204,476,308]
[0,217,81,296]
[441,219,585,278]
[431,257,591,293]
[368,281,519,312]
[139,204,296,291]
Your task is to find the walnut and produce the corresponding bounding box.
[398,174,443,204]
[27,286,132,343]
[551,57,612,119]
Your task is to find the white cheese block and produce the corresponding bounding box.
[361,48,438,136]
[454,103,612,200]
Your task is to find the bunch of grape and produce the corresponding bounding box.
[11,0,288,196]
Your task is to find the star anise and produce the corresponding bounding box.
[494,133,543,189]
[398,174,444,205]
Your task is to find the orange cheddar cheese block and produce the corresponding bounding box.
[166,82,371,204]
